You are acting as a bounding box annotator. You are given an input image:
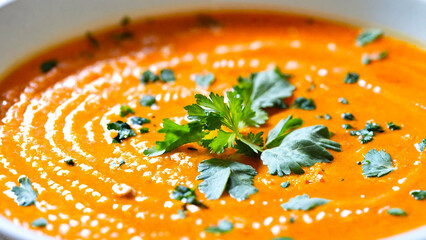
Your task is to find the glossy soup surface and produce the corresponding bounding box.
[0,12,425,240]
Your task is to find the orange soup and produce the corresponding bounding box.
[0,12,425,240]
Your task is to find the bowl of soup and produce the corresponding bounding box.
[0,0,425,239]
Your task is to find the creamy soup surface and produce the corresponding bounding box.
[0,12,425,240]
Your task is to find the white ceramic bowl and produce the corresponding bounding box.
[0,0,425,239]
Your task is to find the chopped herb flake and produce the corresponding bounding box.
[107,121,137,143]
[139,127,149,134]
[342,113,355,121]
[281,194,330,211]
[365,122,384,132]
[361,53,372,65]
[415,139,426,152]
[129,117,150,125]
[356,28,383,47]
[160,69,176,82]
[362,149,394,177]
[342,124,353,129]
[11,176,38,207]
[410,190,426,200]
[31,218,47,228]
[387,208,407,216]
[40,60,58,73]
[205,219,233,234]
[293,97,316,110]
[195,73,215,87]
[170,185,207,210]
[281,181,290,188]
[120,105,135,117]
[139,95,156,106]
[387,122,401,131]
[324,114,332,120]
[343,72,359,84]
[338,97,349,104]
[140,70,159,84]
[350,129,374,144]
[64,158,75,166]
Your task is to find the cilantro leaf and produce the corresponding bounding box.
[261,125,341,176]
[362,149,394,177]
[234,132,264,157]
[415,139,426,152]
[195,73,215,87]
[206,131,237,154]
[144,119,206,156]
[265,115,303,149]
[387,122,401,131]
[293,97,316,110]
[11,176,38,207]
[356,29,383,47]
[140,70,159,84]
[40,60,58,73]
[410,190,426,200]
[196,158,258,200]
[160,69,176,82]
[281,194,330,211]
[205,219,233,234]
[170,185,207,209]
[120,105,135,117]
[140,95,156,106]
[387,208,407,216]
[129,117,150,125]
[31,218,48,228]
[343,73,359,84]
[107,121,137,143]
[350,122,384,144]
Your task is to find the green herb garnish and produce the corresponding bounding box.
[205,219,233,234]
[31,218,47,228]
[387,122,401,131]
[410,190,426,200]
[139,127,149,134]
[343,72,359,84]
[356,28,383,47]
[361,149,394,177]
[11,176,38,207]
[196,158,258,200]
[139,95,156,106]
[64,158,75,166]
[170,185,207,211]
[160,69,176,82]
[415,139,426,152]
[195,73,215,87]
[140,70,159,84]
[120,105,135,117]
[293,97,316,110]
[350,122,384,144]
[281,181,290,188]
[387,208,407,216]
[281,194,330,211]
[40,60,58,73]
[261,125,341,176]
[107,121,137,143]
[338,97,349,104]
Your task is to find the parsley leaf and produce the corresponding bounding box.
[144,119,206,156]
[205,219,233,234]
[356,29,383,47]
[140,95,156,106]
[120,105,135,117]
[129,117,150,125]
[40,60,58,73]
[410,190,426,200]
[11,176,38,207]
[387,122,401,131]
[107,121,137,143]
[281,194,330,211]
[343,73,359,84]
[293,97,316,110]
[261,125,341,176]
[196,158,258,200]
[387,208,407,216]
[140,70,159,84]
[160,69,176,82]
[170,185,207,211]
[362,149,394,177]
[264,115,303,149]
[415,139,426,152]
[31,218,47,228]
[195,73,215,87]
